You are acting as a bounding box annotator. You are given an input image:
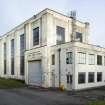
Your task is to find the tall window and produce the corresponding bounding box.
[88,72,94,83]
[11,39,15,75]
[52,54,55,65]
[56,26,65,44]
[66,52,73,64]
[97,55,102,65]
[78,52,86,64]
[76,32,82,42]
[4,43,6,75]
[88,54,95,65]
[33,27,39,46]
[78,72,85,84]
[104,56,105,66]
[20,34,25,75]
[97,72,102,82]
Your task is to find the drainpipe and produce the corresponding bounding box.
[58,48,61,87]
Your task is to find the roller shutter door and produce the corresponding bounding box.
[28,60,42,86]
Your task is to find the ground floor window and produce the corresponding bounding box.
[11,57,14,75]
[78,72,85,84]
[67,74,72,84]
[97,72,102,82]
[20,56,24,75]
[52,54,55,65]
[88,72,94,83]
[4,60,6,74]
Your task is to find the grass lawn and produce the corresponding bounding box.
[86,101,105,105]
[0,78,26,89]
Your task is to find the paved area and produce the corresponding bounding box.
[0,87,105,105]
[0,87,84,105]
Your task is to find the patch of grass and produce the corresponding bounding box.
[0,78,26,89]
[86,101,105,105]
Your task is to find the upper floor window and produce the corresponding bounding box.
[33,27,39,46]
[52,54,55,65]
[78,52,86,64]
[97,55,102,65]
[4,42,6,75]
[88,54,95,65]
[20,34,25,75]
[76,32,82,42]
[56,26,65,44]
[11,39,15,75]
[11,39,15,57]
[20,34,25,53]
[66,52,73,64]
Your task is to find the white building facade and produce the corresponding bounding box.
[0,8,105,90]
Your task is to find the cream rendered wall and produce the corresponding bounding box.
[1,37,7,78]
[49,43,75,89]
[16,27,24,80]
[74,46,105,90]
[0,39,4,77]
[46,13,72,46]
[0,9,91,90]
[25,46,50,87]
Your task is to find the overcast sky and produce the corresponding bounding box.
[0,0,105,47]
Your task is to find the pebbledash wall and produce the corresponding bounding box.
[0,8,105,90]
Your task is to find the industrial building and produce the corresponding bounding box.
[0,8,105,90]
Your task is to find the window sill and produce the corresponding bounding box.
[78,63,86,64]
[88,64,95,65]
[78,83,85,84]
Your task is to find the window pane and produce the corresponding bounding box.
[33,27,39,46]
[88,72,94,83]
[52,54,55,65]
[76,32,82,42]
[78,72,85,84]
[97,55,102,65]
[67,74,72,84]
[11,39,15,75]
[89,54,95,65]
[66,52,73,64]
[20,34,25,75]
[4,43,6,74]
[104,56,105,66]
[78,52,86,64]
[56,26,65,44]
[97,72,102,82]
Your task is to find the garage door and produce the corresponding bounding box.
[28,60,42,86]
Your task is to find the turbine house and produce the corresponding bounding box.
[0,8,105,90]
